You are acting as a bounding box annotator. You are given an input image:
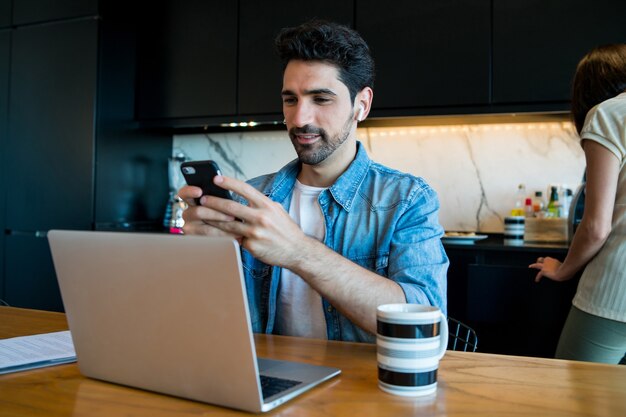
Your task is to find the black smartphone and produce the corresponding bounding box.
[180,160,234,204]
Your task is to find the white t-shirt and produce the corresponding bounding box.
[275,180,328,339]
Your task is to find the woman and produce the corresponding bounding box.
[529,44,626,364]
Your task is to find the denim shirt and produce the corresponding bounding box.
[239,142,448,343]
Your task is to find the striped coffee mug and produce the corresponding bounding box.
[504,216,525,246]
[376,304,448,397]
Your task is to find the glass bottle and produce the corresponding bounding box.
[547,186,561,217]
[511,183,526,216]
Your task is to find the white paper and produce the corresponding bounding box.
[0,330,76,374]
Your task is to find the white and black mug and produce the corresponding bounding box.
[504,216,525,246]
[376,304,448,397]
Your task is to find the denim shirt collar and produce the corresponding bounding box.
[328,142,371,212]
[266,141,372,212]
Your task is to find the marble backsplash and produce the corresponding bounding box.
[173,121,585,233]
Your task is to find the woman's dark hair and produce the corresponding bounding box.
[571,44,626,134]
[274,20,375,104]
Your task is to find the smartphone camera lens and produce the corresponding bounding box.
[182,167,196,175]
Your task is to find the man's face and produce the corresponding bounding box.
[281,60,357,166]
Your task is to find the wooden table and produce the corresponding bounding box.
[1,307,625,417]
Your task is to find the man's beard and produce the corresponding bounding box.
[288,112,354,165]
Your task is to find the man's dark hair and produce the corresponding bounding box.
[274,20,375,104]
[571,44,626,134]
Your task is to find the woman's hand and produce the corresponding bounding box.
[528,256,568,283]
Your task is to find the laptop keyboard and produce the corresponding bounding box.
[260,375,301,399]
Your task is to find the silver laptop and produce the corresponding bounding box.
[48,230,340,413]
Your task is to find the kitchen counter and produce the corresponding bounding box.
[443,233,568,255]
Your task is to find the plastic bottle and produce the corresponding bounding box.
[511,183,526,216]
[524,198,534,218]
[562,188,573,218]
[532,191,546,214]
[547,186,561,217]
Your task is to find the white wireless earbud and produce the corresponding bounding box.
[357,106,365,121]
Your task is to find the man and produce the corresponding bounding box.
[179,20,448,343]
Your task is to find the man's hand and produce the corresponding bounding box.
[178,183,241,239]
[180,176,308,267]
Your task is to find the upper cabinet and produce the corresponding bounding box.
[356,0,491,113]
[0,0,10,27]
[238,0,353,116]
[134,1,626,126]
[12,0,98,25]
[136,0,238,121]
[136,0,352,122]
[493,0,626,105]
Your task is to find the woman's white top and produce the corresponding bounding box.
[574,92,626,322]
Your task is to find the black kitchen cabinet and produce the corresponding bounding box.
[445,248,475,321]
[466,264,577,358]
[137,0,352,123]
[0,30,9,303]
[2,4,171,310]
[446,240,578,358]
[94,3,171,227]
[238,0,353,116]
[3,18,96,310]
[12,0,98,26]
[7,19,97,232]
[2,6,171,310]
[356,0,491,114]
[0,0,10,27]
[493,0,626,105]
[4,234,62,311]
[135,1,626,127]
[136,0,238,121]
